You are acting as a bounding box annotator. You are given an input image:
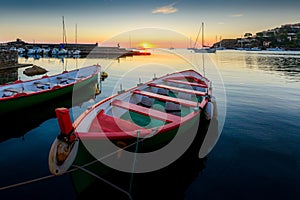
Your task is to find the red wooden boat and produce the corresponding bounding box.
[49,69,216,193]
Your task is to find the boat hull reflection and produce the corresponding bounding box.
[0,79,100,142]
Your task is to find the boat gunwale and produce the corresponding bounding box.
[0,65,100,102]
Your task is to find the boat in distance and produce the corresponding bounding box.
[0,65,100,115]
[191,47,216,53]
[48,69,216,193]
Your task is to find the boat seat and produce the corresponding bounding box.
[165,102,181,116]
[132,90,198,108]
[111,99,180,123]
[137,96,155,108]
[148,83,206,96]
[163,78,208,88]
[161,75,206,84]
[89,110,146,133]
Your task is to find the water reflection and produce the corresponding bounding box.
[77,155,207,200]
[245,54,300,81]
[0,68,18,84]
[72,112,219,200]
[0,80,100,142]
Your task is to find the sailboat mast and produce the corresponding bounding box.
[62,16,67,45]
[194,24,202,48]
[201,22,204,48]
[62,16,64,45]
[75,23,77,49]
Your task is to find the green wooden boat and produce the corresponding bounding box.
[48,69,216,195]
[0,65,100,115]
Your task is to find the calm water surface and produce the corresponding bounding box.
[0,50,299,199]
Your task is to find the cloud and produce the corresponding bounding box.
[229,14,243,17]
[152,3,178,14]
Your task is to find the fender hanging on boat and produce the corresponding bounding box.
[204,101,214,120]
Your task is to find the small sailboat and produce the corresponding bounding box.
[191,22,216,53]
[72,24,81,56]
[58,16,68,55]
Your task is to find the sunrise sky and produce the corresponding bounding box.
[0,0,299,48]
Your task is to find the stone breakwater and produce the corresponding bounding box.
[0,50,18,69]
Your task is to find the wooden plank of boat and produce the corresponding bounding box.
[110,99,181,123]
[161,75,207,84]
[148,83,206,96]
[163,78,208,88]
[132,89,199,108]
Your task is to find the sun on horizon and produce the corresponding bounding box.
[138,42,154,49]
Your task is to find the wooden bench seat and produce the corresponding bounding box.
[163,78,208,88]
[163,75,207,84]
[148,83,206,96]
[132,90,199,108]
[111,100,180,123]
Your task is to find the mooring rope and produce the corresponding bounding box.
[73,165,133,200]
[0,130,154,193]
[0,174,56,191]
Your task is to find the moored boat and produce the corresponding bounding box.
[0,65,100,114]
[48,69,216,194]
[192,47,216,53]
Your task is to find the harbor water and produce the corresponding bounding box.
[0,49,299,199]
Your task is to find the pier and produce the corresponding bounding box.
[0,39,151,58]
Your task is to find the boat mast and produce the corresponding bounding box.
[193,23,202,49]
[201,22,204,48]
[75,23,77,49]
[62,16,67,46]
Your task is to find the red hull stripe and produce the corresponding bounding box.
[132,90,199,108]
[111,100,181,123]
[163,78,208,88]
[148,83,206,96]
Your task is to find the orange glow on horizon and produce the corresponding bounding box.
[137,42,154,49]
